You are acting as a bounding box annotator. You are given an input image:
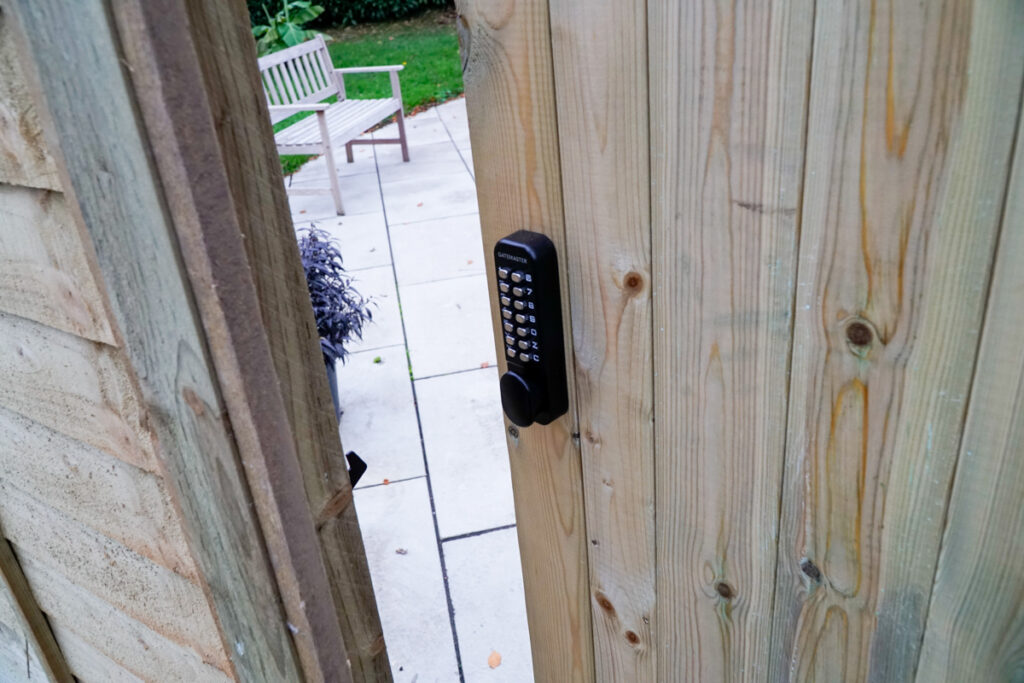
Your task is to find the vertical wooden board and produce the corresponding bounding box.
[0,186,115,345]
[8,1,303,679]
[547,0,654,679]
[770,1,1024,680]
[455,1,594,680]
[0,11,59,190]
[649,0,814,679]
[914,103,1024,683]
[176,0,388,678]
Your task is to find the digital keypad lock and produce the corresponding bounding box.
[494,230,568,427]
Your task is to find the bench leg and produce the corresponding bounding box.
[396,109,410,162]
[345,141,354,163]
[315,113,345,215]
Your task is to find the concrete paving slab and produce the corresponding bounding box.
[288,171,382,222]
[401,274,497,378]
[381,170,478,226]
[296,211,391,272]
[354,479,459,683]
[390,213,485,286]
[376,140,469,184]
[416,367,515,538]
[345,265,404,352]
[335,346,424,487]
[444,527,534,683]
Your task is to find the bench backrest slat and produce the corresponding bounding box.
[257,36,340,123]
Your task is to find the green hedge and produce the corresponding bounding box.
[248,0,451,27]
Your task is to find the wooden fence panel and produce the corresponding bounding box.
[457,0,595,680]
[8,1,304,679]
[649,0,815,679]
[547,1,655,680]
[770,1,1024,680]
[914,92,1024,683]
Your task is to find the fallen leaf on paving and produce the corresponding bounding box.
[480,362,490,368]
[417,202,424,207]
[382,478,390,485]
[488,651,501,669]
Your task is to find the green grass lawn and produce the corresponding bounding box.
[276,9,463,175]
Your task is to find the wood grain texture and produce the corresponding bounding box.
[0,185,115,344]
[649,1,814,679]
[0,535,72,682]
[48,625,144,683]
[18,554,233,683]
[456,0,595,680]
[178,0,389,678]
[110,1,352,679]
[0,407,198,581]
[0,11,59,190]
[914,95,1024,683]
[547,1,655,680]
[0,313,158,474]
[0,487,225,669]
[7,1,303,679]
[770,1,1024,680]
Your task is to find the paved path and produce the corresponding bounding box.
[290,98,533,683]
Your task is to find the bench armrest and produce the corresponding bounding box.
[268,103,330,115]
[334,65,404,74]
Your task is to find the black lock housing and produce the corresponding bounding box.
[494,230,569,427]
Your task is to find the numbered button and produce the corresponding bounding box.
[512,286,525,297]
[516,326,529,337]
[505,335,516,346]
[513,300,526,311]
[517,340,530,350]
[511,271,524,283]
[499,282,510,294]
[506,347,516,358]
[503,321,514,333]
[500,295,511,307]
[502,308,512,320]
[498,267,510,280]
[519,352,530,363]
[515,313,527,324]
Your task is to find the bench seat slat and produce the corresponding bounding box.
[274,98,400,150]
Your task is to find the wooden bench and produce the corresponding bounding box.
[258,36,409,215]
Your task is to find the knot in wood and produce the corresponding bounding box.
[715,581,735,600]
[622,271,644,296]
[845,320,874,347]
[595,591,616,614]
[625,630,640,645]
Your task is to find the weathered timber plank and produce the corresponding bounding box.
[770,1,1024,680]
[547,0,655,679]
[49,624,144,683]
[7,1,303,679]
[109,1,352,679]
[0,407,197,581]
[0,486,226,670]
[456,0,594,680]
[0,11,58,190]
[18,554,232,683]
[649,0,815,679]
[0,535,71,682]
[0,185,115,345]
[0,313,157,473]
[178,0,389,678]
[914,89,1024,683]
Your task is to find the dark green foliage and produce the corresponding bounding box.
[252,1,324,56]
[247,0,451,28]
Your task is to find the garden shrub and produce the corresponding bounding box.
[248,0,451,28]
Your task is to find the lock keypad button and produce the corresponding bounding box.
[511,271,524,283]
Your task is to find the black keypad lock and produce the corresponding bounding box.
[494,230,568,427]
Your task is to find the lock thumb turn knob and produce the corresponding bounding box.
[500,371,539,428]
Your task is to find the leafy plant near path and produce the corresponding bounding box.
[297,226,374,364]
[252,1,325,56]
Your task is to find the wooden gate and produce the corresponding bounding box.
[460,0,1024,680]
